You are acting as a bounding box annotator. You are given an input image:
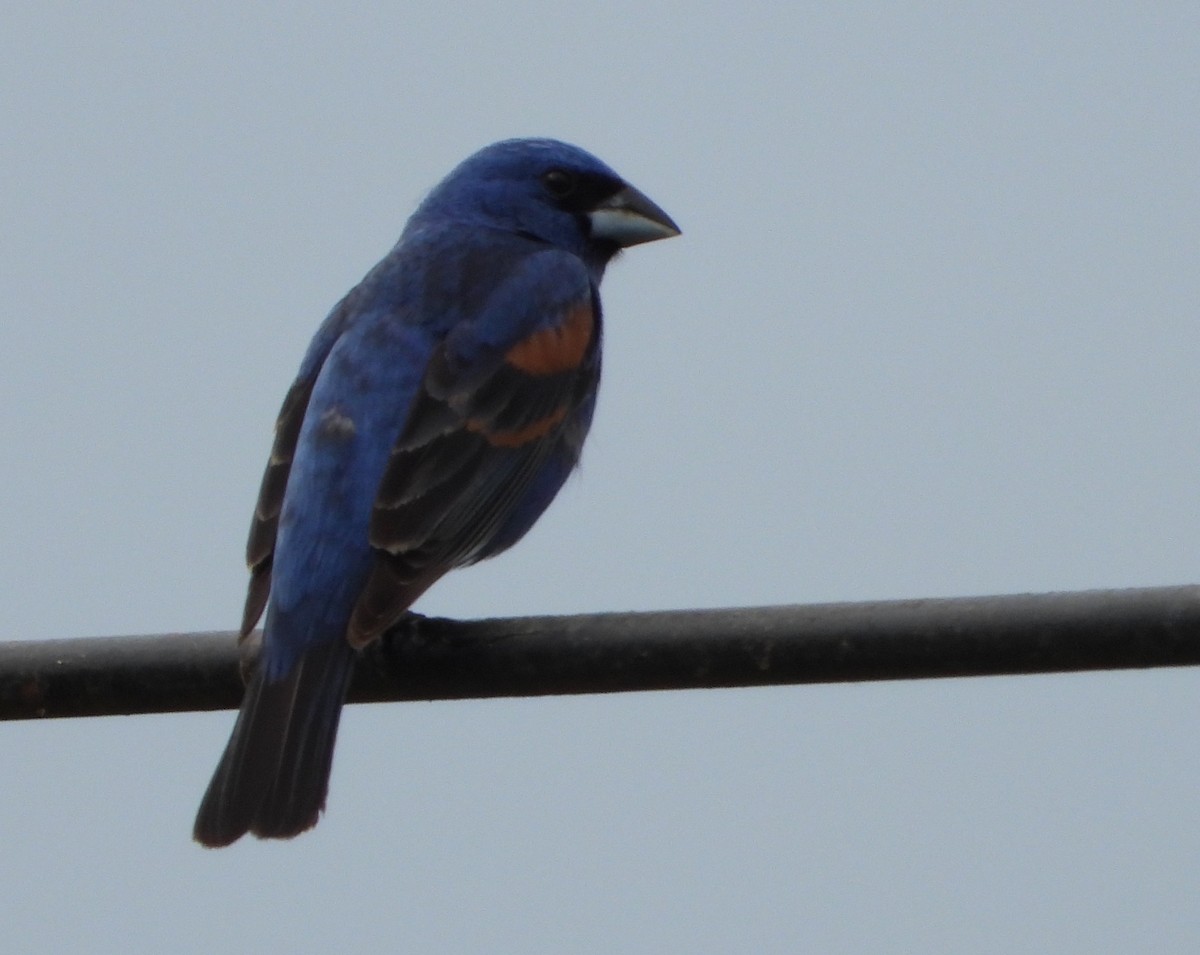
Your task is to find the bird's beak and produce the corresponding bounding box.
[588,184,681,247]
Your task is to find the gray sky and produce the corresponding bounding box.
[4,3,1198,952]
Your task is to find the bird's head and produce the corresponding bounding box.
[410,138,680,270]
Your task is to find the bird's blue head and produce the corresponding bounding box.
[408,138,679,269]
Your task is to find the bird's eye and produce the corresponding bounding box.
[541,169,577,199]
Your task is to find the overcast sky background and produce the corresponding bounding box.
[3,3,1198,952]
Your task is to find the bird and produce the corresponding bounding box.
[193,138,680,847]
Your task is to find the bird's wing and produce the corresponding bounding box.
[347,248,600,644]
[239,296,357,636]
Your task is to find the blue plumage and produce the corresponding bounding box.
[194,138,679,846]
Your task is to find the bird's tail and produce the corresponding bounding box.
[193,638,357,847]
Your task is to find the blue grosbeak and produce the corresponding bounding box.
[194,139,679,846]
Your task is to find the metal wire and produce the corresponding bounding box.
[3,584,1198,721]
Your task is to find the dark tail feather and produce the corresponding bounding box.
[193,639,357,848]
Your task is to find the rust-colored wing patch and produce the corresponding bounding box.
[466,406,569,448]
[503,302,594,376]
